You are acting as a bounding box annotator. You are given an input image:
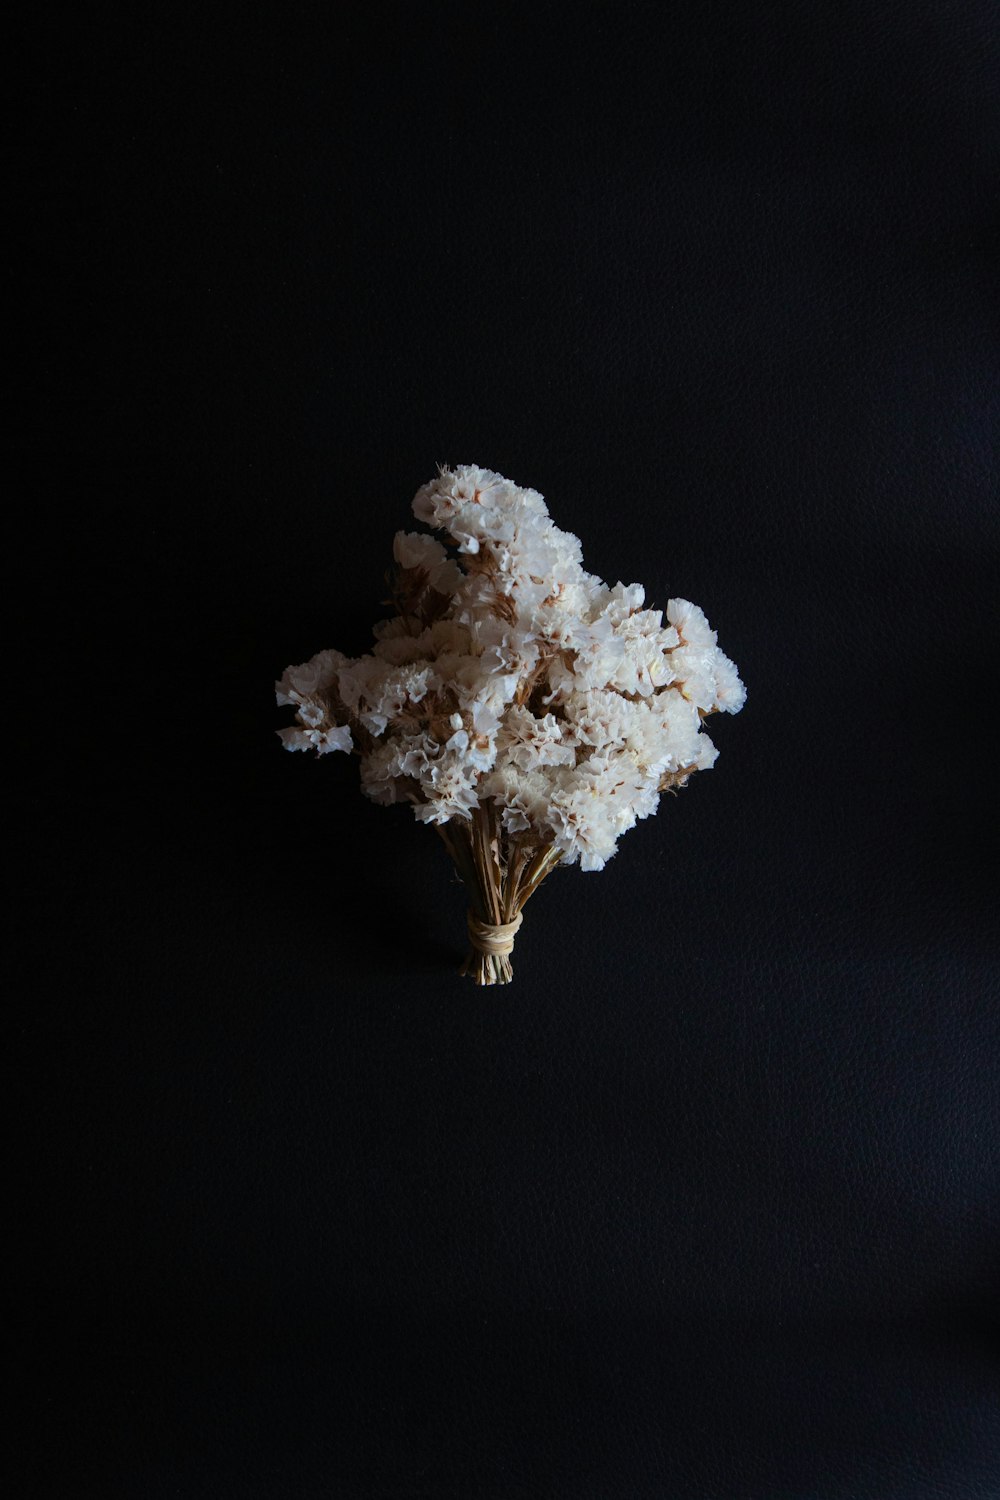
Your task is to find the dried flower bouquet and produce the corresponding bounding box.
[276,465,745,984]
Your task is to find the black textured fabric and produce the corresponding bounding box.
[17,3,999,1495]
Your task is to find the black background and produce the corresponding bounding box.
[17,3,1000,1495]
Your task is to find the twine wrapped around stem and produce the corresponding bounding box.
[467,911,523,957]
[437,805,563,985]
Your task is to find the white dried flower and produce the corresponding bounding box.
[276,465,745,881]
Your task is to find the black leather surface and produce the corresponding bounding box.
[17,2,1000,1494]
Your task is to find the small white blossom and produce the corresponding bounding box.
[667,598,717,647]
[276,724,352,755]
[393,530,464,594]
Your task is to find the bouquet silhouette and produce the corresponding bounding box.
[276,466,745,984]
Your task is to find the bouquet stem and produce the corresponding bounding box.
[436,804,562,985]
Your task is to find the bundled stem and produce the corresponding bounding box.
[436,807,563,985]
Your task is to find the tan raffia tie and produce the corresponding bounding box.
[467,910,523,957]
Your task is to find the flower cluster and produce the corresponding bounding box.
[276,465,745,871]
